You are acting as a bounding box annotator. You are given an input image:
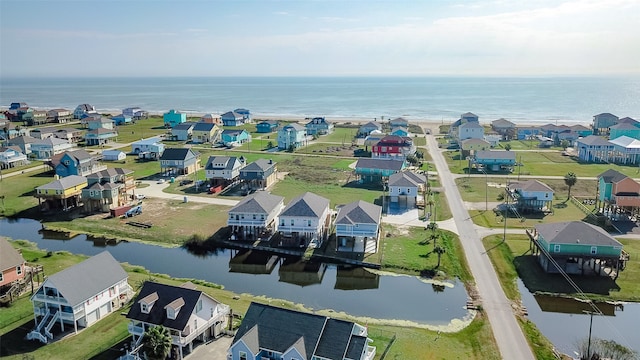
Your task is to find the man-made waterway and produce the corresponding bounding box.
[3,217,639,353]
[0,218,469,326]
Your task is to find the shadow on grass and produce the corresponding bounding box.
[0,319,42,357]
[513,254,621,296]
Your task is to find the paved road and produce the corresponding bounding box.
[427,132,536,360]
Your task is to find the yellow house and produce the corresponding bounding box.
[192,122,219,144]
[35,175,88,211]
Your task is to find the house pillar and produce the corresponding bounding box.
[59,304,64,332]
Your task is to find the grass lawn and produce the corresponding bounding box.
[272,176,381,207]
[315,127,358,143]
[468,200,588,229]
[113,116,167,143]
[381,226,472,281]
[456,177,597,203]
[0,168,54,217]
[295,142,361,157]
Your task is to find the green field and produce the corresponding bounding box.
[455,177,598,203]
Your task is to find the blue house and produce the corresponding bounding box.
[54,149,105,177]
[170,122,196,141]
[354,158,405,183]
[221,129,250,147]
[358,121,382,137]
[472,150,516,172]
[305,117,334,135]
[163,109,186,128]
[391,126,409,137]
[228,302,375,360]
[112,114,132,126]
[576,135,613,163]
[234,108,251,122]
[85,128,118,146]
[221,111,246,126]
[277,123,307,150]
[517,126,542,140]
[256,120,279,133]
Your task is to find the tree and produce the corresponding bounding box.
[142,325,172,360]
[560,139,570,150]
[564,172,577,200]
[504,143,512,151]
[267,141,274,149]
[434,246,446,268]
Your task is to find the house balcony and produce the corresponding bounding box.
[172,306,230,346]
[128,323,145,337]
[228,219,269,227]
[336,229,378,238]
[32,293,68,305]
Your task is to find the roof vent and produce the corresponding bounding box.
[576,239,580,243]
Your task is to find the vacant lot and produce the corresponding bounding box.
[456,177,597,203]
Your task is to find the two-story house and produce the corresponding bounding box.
[305,117,334,135]
[278,192,330,248]
[112,114,133,126]
[335,200,382,254]
[371,135,415,160]
[0,237,26,293]
[200,113,221,125]
[228,191,285,242]
[608,136,640,165]
[506,179,554,213]
[0,146,28,169]
[159,148,200,176]
[164,109,187,128]
[220,129,250,147]
[491,118,516,138]
[82,168,135,212]
[192,122,218,143]
[228,302,375,360]
[354,158,406,184]
[277,123,307,150]
[597,169,640,218]
[131,138,165,160]
[85,128,118,146]
[35,175,88,211]
[471,150,516,172]
[125,281,230,360]
[28,251,132,343]
[204,156,245,186]
[527,221,626,279]
[239,159,278,190]
[54,149,106,177]
[357,121,382,137]
[123,107,148,120]
[575,135,613,163]
[592,113,619,135]
[23,110,49,126]
[256,120,279,133]
[6,136,37,156]
[221,111,246,126]
[389,117,409,129]
[73,104,97,119]
[388,171,427,208]
[171,122,196,141]
[30,137,74,159]
[46,109,73,123]
[88,117,114,130]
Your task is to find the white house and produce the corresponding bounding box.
[335,200,382,254]
[131,138,165,160]
[228,191,285,242]
[388,171,427,208]
[278,192,330,248]
[27,251,132,343]
[0,146,28,169]
[457,121,484,142]
[125,281,230,360]
[204,156,245,185]
[101,150,126,162]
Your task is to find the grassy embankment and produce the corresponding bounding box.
[481,234,640,360]
[0,238,500,360]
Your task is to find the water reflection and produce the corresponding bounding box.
[0,217,470,325]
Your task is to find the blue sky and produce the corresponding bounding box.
[1,0,639,77]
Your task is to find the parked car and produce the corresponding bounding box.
[135,194,146,200]
[157,179,165,184]
[179,179,193,186]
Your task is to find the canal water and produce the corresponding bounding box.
[0,217,469,326]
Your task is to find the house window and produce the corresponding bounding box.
[253,214,256,220]
[591,246,597,255]
[308,220,312,227]
[16,266,22,275]
[554,245,561,253]
[141,303,149,313]
[280,219,285,226]
[239,352,247,360]
[261,215,265,220]
[0,273,3,282]
[290,219,294,226]
[196,299,202,312]
[545,193,549,198]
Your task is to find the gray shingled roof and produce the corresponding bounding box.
[39,251,127,306]
[335,200,381,226]
[36,175,87,191]
[315,319,355,359]
[159,148,196,161]
[388,171,423,187]
[229,191,284,214]
[280,192,329,218]
[283,123,306,131]
[510,179,553,193]
[459,122,483,129]
[0,237,25,272]
[535,221,622,247]
[576,135,611,146]
[243,158,276,172]
[475,150,516,160]
[598,169,628,183]
[492,118,515,127]
[205,156,243,170]
[355,158,405,171]
[172,122,196,130]
[87,167,133,179]
[193,122,216,131]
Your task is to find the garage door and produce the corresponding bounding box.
[86,310,98,325]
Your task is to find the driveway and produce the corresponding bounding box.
[135,181,239,206]
[186,336,232,360]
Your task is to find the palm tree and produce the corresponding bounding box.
[142,325,172,360]
[430,232,439,249]
[434,246,446,268]
[564,172,577,200]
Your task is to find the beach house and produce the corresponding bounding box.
[506,179,554,214]
[277,123,307,150]
[125,281,230,360]
[592,113,619,135]
[239,158,278,190]
[527,221,627,279]
[221,111,246,126]
[277,192,331,248]
[159,148,200,176]
[112,113,133,126]
[170,122,196,141]
[54,149,106,177]
[122,107,148,120]
[609,136,640,165]
[35,175,88,211]
[354,158,406,184]
[457,121,485,143]
[28,251,132,343]
[82,168,135,212]
[220,129,250,147]
[389,117,409,129]
[30,137,74,159]
[164,109,187,128]
[6,136,37,156]
[0,146,28,169]
[191,122,218,143]
[335,200,382,254]
[371,135,415,160]
[73,104,96,119]
[85,128,118,146]
[200,113,221,125]
[491,118,516,139]
[204,155,245,186]
[23,110,48,126]
[46,109,73,123]
[471,150,516,172]
[305,117,334,135]
[256,120,279,133]
[228,191,285,242]
[575,135,613,163]
[87,117,114,130]
[388,171,427,208]
[609,122,640,141]
[596,169,640,219]
[358,121,383,137]
[228,302,375,360]
[0,237,26,293]
[461,138,490,154]
[131,138,165,160]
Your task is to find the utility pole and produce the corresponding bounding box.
[583,310,596,360]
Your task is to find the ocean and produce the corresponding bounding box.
[1,76,639,125]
